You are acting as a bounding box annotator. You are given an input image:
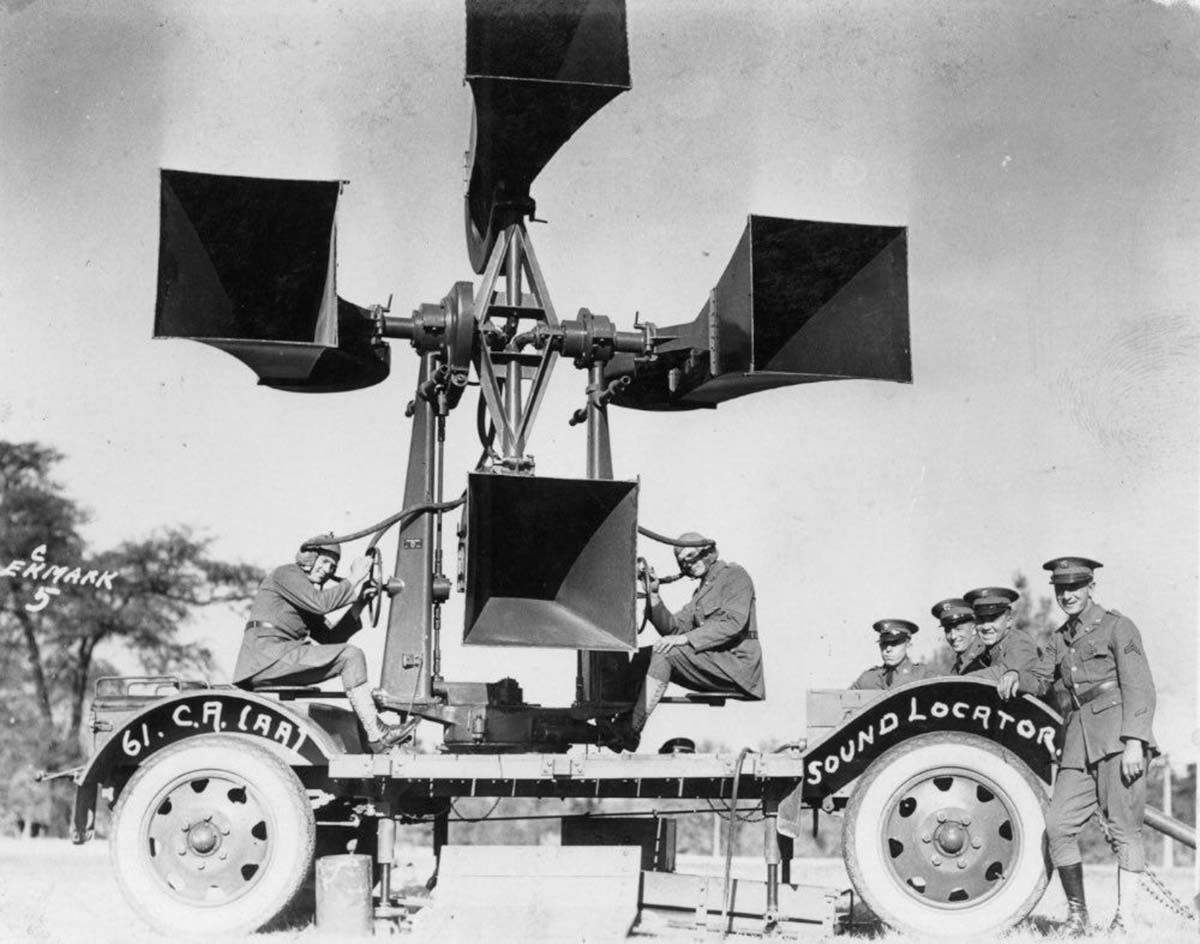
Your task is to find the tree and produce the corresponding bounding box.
[0,440,263,836]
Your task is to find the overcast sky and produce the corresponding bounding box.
[2,0,1198,761]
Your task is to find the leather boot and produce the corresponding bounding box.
[369,720,414,754]
[1058,863,1089,936]
[1109,866,1143,933]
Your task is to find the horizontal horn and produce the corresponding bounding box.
[606,215,910,410]
[154,168,389,393]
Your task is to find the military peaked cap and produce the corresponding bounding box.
[1042,556,1102,585]
[963,586,1019,617]
[873,619,918,643]
[931,598,974,628]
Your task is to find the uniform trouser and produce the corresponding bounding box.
[1046,755,1146,871]
[238,643,368,690]
[632,645,750,696]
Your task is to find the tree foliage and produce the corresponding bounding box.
[0,441,263,836]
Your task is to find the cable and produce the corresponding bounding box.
[302,496,466,552]
[637,526,715,549]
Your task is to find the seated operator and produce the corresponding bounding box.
[617,532,764,751]
[233,533,407,753]
[932,597,990,674]
[963,585,1039,679]
[849,619,936,689]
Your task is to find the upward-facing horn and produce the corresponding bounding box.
[464,0,630,272]
[606,215,910,409]
[154,169,389,393]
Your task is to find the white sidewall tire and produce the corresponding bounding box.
[843,731,1050,937]
[110,735,316,935]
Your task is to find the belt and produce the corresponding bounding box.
[245,620,285,633]
[1071,679,1119,707]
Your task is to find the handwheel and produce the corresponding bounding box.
[842,730,1050,938]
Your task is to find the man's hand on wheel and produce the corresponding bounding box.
[997,670,1021,701]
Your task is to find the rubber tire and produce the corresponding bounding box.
[843,731,1050,938]
[110,735,315,936]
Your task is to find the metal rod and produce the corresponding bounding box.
[763,800,781,928]
[377,816,397,906]
[1145,805,1196,849]
[431,410,446,682]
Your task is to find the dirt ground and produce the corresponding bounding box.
[0,839,1194,943]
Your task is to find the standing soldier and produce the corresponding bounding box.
[998,557,1157,933]
[932,598,989,675]
[963,586,1040,678]
[850,620,935,689]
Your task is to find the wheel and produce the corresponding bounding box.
[842,731,1050,938]
[110,735,316,935]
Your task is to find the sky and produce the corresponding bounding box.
[1,0,1198,763]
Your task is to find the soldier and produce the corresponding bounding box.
[963,586,1039,678]
[234,534,409,753]
[932,598,989,674]
[998,557,1157,933]
[849,619,935,689]
[617,532,764,751]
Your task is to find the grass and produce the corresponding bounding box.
[0,839,1195,942]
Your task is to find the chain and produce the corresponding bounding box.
[1096,815,1198,925]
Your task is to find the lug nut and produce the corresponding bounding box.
[931,856,942,866]
[936,812,947,823]
[218,851,228,860]
[971,838,983,849]
[197,862,206,871]
[957,859,967,869]
[921,833,931,843]
[962,815,972,826]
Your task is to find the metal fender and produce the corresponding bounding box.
[71,689,343,843]
[779,677,1061,839]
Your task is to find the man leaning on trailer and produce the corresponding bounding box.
[998,556,1157,934]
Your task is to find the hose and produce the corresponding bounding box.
[302,496,466,552]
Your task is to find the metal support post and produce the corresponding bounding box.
[763,798,781,931]
[427,809,450,891]
[377,816,397,907]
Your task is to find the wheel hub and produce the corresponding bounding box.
[934,820,966,855]
[881,771,1019,907]
[186,820,221,855]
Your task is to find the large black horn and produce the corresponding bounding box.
[606,215,910,410]
[464,0,630,273]
[154,169,389,393]
[463,472,638,651]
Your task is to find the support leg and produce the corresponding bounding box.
[763,799,780,932]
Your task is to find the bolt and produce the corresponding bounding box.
[204,814,213,822]
[218,851,228,860]
[957,859,967,869]
[936,812,947,823]
[197,862,205,871]
[220,826,230,836]
[931,856,942,867]
[971,838,983,849]
[178,847,187,856]
[962,815,972,826]
[182,823,191,832]
[920,833,931,843]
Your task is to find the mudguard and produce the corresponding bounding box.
[71,689,346,843]
[779,677,1062,840]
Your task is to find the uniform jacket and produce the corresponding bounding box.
[1017,601,1156,767]
[850,656,937,690]
[233,563,361,683]
[648,559,765,698]
[969,627,1041,682]
[951,637,990,676]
